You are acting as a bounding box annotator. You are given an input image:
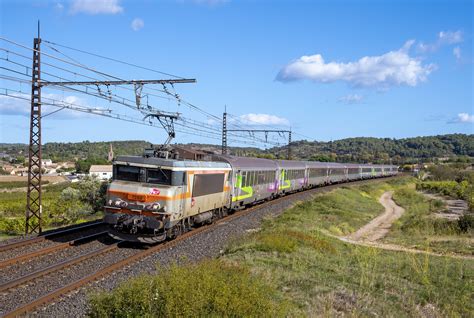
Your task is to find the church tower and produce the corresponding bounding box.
[108,143,114,162]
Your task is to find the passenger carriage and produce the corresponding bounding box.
[214,156,279,209]
[327,162,347,183]
[305,161,329,187]
[275,160,306,194]
[346,163,362,181]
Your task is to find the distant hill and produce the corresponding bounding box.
[0,134,472,164]
[267,134,474,164]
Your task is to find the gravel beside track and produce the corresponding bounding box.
[32,178,393,318]
[0,223,108,263]
[0,235,115,285]
[0,241,141,315]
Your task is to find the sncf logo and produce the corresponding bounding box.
[149,188,161,195]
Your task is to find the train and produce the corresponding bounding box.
[103,153,398,243]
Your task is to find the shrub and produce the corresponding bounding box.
[458,214,474,233]
[88,260,292,317]
[0,217,24,235]
[253,232,298,253]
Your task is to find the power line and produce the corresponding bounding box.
[43,40,186,80]
[1,36,307,148]
[0,48,175,101]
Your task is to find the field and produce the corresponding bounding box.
[89,177,473,317]
[0,178,106,237]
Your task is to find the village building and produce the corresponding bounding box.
[89,165,113,180]
[41,159,53,166]
[172,146,209,161]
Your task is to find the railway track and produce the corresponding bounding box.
[0,220,104,254]
[0,176,400,317]
[0,231,109,269]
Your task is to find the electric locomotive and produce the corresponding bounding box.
[104,154,232,243]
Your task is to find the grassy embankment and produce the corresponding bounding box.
[89,177,473,317]
[0,180,104,238]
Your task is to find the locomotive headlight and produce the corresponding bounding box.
[115,200,128,208]
[144,203,160,211]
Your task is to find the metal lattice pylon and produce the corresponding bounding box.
[25,37,42,234]
[222,110,227,154]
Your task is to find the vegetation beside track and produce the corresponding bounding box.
[0,177,107,237]
[88,177,473,317]
[88,260,291,317]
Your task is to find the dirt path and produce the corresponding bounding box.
[335,191,474,260]
[346,191,404,242]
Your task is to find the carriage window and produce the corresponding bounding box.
[241,172,247,187]
[258,172,265,185]
[115,165,141,182]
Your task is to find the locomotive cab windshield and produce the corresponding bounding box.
[114,164,186,186]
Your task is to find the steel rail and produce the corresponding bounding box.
[2,176,400,317]
[0,240,121,293]
[0,231,109,269]
[0,220,104,253]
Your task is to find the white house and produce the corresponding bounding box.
[89,165,113,180]
[41,159,53,166]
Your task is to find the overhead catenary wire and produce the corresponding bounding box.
[39,42,222,123]
[0,47,175,101]
[1,38,260,144]
[1,36,310,148]
[43,39,186,80]
[0,65,256,144]
[0,86,262,146]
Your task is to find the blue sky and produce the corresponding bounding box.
[0,0,472,147]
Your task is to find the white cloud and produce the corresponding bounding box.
[417,30,463,53]
[55,2,64,10]
[238,113,290,126]
[276,41,435,88]
[0,93,97,119]
[438,31,463,45]
[447,113,474,124]
[70,0,123,15]
[453,47,461,61]
[338,94,364,104]
[131,18,144,31]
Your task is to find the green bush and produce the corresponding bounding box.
[0,217,24,235]
[417,180,473,210]
[253,232,299,253]
[88,260,292,317]
[458,214,474,233]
